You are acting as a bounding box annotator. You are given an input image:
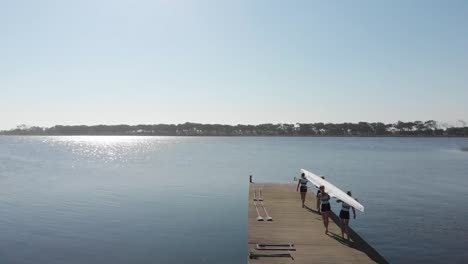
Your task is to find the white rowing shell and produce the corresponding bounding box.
[301,168,365,212]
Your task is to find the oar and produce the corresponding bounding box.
[254,200,264,221]
[260,200,273,221]
[254,189,263,201]
[253,189,264,221]
[258,190,272,221]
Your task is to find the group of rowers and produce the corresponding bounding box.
[296,172,356,240]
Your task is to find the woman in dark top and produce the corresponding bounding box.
[336,191,356,240]
[315,176,326,212]
[296,173,308,208]
[316,185,331,234]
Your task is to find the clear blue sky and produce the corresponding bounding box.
[1,0,467,130]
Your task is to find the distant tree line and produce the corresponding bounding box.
[2,121,468,137]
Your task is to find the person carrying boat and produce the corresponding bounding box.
[296,172,309,208]
[316,185,331,234]
[336,191,356,240]
[315,176,325,213]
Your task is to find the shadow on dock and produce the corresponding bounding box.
[304,205,389,264]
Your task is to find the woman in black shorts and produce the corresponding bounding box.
[336,191,356,240]
[315,176,326,208]
[316,185,331,234]
[296,173,309,208]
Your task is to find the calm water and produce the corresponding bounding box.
[0,136,467,263]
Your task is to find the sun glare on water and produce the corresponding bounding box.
[42,136,182,163]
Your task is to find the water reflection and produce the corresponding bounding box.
[42,136,183,163]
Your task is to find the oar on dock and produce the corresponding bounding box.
[253,189,264,221]
[254,189,273,221]
[260,200,273,221]
[257,190,273,221]
[254,189,263,201]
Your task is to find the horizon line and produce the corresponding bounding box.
[4,119,467,130]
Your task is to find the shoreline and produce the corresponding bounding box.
[1,134,468,138]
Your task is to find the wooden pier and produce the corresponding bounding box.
[248,183,388,264]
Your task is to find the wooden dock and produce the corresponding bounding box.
[248,183,388,264]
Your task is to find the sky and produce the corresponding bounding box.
[1,0,468,130]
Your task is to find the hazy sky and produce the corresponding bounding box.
[1,0,467,130]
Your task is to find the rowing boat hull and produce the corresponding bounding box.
[300,168,365,212]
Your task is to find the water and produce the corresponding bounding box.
[0,136,467,263]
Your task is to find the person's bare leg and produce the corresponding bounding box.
[323,212,329,234]
[321,212,326,230]
[340,219,345,238]
[344,219,350,240]
[300,192,306,208]
[326,213,329,234]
